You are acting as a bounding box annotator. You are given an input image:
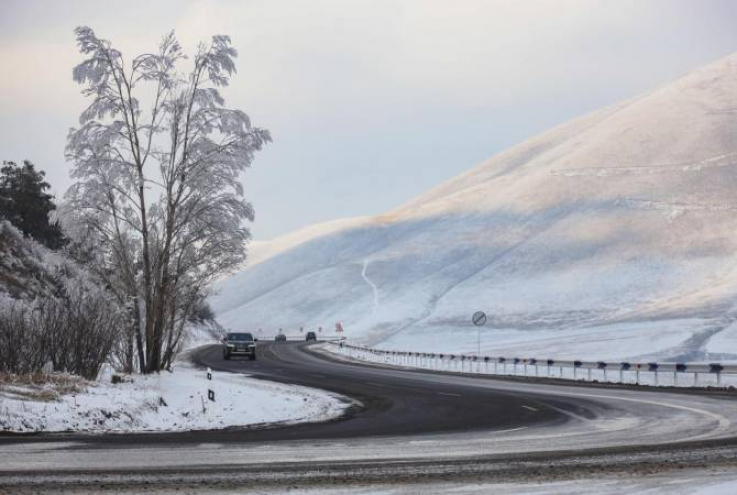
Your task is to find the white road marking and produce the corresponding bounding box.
[437,392,461,397]
[522,405,538,412]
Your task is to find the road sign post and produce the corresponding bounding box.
[472,311,486,356]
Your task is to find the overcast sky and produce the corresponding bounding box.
[1,0,736,239]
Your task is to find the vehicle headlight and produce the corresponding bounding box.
[227,344,235,348]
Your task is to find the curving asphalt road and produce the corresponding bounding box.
[2,341,737,492]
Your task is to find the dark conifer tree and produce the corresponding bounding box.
[0,160,66,249]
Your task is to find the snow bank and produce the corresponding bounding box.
[322,342,737,389]
[0,353,348,433]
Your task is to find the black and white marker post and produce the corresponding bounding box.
[472,311,487,356]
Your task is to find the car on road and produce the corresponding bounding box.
[305,331,317,342]
[223,332,257,360]
[275,333,287,342]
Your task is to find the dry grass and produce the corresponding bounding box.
[0,372,87,401]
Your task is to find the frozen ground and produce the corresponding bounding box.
[211,53,737,362]
[0,351,347,433]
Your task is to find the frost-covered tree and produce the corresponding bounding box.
[64,27,270,373]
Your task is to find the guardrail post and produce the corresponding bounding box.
[573,361,582,380]
[675,364,686,387]
[649,363,659,386]
[597,362,607,382]
[710,364,724,387]
[636,365,640,385]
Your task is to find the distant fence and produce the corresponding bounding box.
[327,342,737,388]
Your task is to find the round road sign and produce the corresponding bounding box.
[472,311,487,326]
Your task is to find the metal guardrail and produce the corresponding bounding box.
[268,336,344,342]
[329,342,737,387]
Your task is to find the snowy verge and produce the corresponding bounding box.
[0,349,349,433]
[319,342,737,389]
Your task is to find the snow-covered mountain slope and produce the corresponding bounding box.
[212,53,737,362]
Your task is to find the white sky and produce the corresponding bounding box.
[1,0,736,239]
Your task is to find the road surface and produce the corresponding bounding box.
[1,341,737,492]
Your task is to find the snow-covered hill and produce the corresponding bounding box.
[212,53,737,362]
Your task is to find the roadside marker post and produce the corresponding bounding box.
[208,389,215,402]
[207,367,212,381]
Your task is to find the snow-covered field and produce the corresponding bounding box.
[212,53,737,362]
[0,348,348,433]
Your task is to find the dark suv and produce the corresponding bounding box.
[305,331,317,342]
[222,332,257,360]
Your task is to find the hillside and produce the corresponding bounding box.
[0,220,80,301]
[212,53,737,362]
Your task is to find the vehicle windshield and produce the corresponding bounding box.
[226,333,254,341]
